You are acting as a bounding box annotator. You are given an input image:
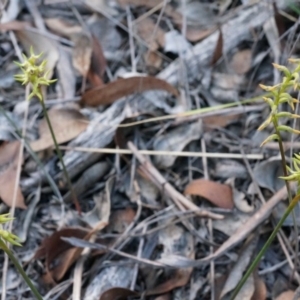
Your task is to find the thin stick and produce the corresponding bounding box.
[59,145,263,160]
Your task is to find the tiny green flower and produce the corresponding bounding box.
[0,229,22,247]
[14,47,56,101]
[0,214,22,247]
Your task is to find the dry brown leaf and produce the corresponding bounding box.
[275,290,295,300]
[87,34,106,87]
[202,113,242,130]
[185,26,216,42]
[71,31,93,77]
[31,107,88,152]
[0,141,26,209]
[146,224,194,296]
[147,269,192,296]
[81,76,179,107]
[184,179,233,209]
[136,17,165,50]
[230,49,252,75]
[99,287,138,300]
[251,275,267,300]
[106,208,136,234]
[35,227,111,282]
[34,227,89,283]
[45,18,82,37]
[211,27,223,65]
[145,50,163,72]
[154,294,171,300]
[0,20,31,31]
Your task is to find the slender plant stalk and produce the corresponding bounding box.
[274,119,300,277]
[231,59,300,298]
[40,100,81,214]
[230,193,300,300]
[0,239,43,300]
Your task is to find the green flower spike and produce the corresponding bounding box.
[14,47,56,101]
[0,229,22,247]
[0,214,22,247]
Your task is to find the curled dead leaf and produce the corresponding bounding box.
[184,179,233,209]
[0,141,26,209]
[34,227,90,283]
[81,76,179,107]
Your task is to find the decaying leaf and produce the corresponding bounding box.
[99,287,138,300]
[0,141,26,209]
[153,121,202,168]
[213,210,252,236]
[145,224,194,296]
[88,34,106,86]
[202,112,242,131]
[106,207,136,234]
[70,31,93,77]
[251,275,267,300]
[82,175,112,229]
[253,157,285,193]
[45,18,82,37]
[211,27,223,65]
[63,162,109,203]
[136,17,165,51]
[226,178,254,213]
[184,179,233,209]
[230,49,252,75]
[84,265,135,300]
[81,76,179,107]
[164,30,191,55]
[34,227,90,282]
[30,107,89,152]
[56,46,76,99]
[35,227,111,283]
[275,290,295,300]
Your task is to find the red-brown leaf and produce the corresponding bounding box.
[184,179,233,209]
[81,76,179,107]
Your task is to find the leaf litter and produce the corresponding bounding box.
[1,0,300,299]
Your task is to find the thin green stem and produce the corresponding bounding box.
[230,194,300,300]
[231,119,299,299]
[40,100,81,214]
[274,119,299,277]
[0,239,43,300]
